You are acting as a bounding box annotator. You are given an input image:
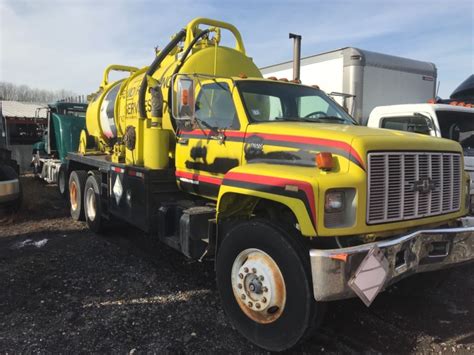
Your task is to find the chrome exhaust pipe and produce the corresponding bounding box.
[289,33,302,81]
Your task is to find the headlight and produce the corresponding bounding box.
[324,188,356,228]
[325,190,345,212]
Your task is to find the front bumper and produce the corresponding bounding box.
[0,178,21,204]
[309,218,474,303]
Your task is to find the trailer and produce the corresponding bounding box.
[260,47,437,123]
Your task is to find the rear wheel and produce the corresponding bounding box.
[84,173,103,233]
[216,219,324,351]
[57,164,68,198]
[69,170,87,221]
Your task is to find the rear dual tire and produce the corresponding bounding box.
[83,173,103,233]
[216,219,324,351]
[69,170,87,221]
[69,170,104,232]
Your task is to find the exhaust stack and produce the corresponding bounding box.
[289,33,302,81]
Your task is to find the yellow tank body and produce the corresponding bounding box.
[84,18,261,169]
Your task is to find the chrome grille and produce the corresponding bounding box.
[367,152,462,224]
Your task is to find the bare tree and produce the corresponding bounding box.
[0,82,78,103]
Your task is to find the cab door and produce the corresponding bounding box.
[175,79,245,199]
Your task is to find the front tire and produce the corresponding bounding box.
[84,173,103,233]
[216,219,324,351]
[69,170,87,221]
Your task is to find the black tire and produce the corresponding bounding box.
[68,170,87,221]
[84,173,103,233]
[216,219,324,351]
[57,164,68,199]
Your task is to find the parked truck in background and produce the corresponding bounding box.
[0,106,21,213]
[368,102,474,210]
[260,47,437,123]
[63,18,474,351]
[449,74,474,104]
[32,101,87,196]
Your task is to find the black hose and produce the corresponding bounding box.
[138,28,187,118]
[171,29,210,78]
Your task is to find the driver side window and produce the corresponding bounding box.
[195,83,239,129]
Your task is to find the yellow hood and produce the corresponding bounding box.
[245,122,463,172]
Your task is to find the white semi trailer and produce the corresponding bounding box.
[260,47,437,123]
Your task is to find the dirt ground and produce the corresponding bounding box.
[0,175,473,353]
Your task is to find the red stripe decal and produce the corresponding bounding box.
[255,133,364,168]
[183,130,245,138]
[181,130,364,169]
[224,172,317,226]
[176,169,317,229]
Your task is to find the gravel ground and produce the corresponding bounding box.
[0,175,473,353]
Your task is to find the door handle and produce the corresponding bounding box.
[178,138,189,145]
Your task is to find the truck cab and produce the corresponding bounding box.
[32,101,87,195]
[367,103,474,209]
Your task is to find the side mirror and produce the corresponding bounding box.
[173,75,195,129]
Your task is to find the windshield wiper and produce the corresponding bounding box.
[275,116,350,123]
[317,116,349,122]
[275,117,314,122]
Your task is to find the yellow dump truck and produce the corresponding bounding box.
[65,18,474,351]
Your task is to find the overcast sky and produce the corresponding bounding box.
[0,0,472,98]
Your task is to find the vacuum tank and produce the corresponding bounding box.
[82,18,261,169]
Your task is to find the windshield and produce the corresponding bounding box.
[237,81,356,125]
[57,107,86,118]
[437,110,474,156]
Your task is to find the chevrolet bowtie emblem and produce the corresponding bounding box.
[410,177,436,194]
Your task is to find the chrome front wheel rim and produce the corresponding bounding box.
[231,248,286,324]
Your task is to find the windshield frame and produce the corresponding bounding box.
[235,80,357,126]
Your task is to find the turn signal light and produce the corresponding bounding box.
[181,89,189,105]
[427,98,436,104]
[316,152,334,171]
